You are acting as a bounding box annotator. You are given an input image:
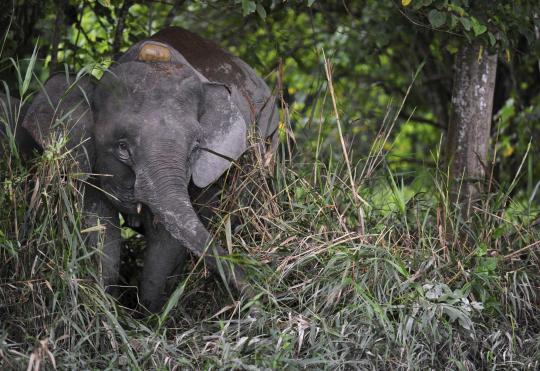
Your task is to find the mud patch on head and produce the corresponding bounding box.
[138,43,172,63]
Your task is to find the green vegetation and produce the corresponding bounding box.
[1,1,539,369]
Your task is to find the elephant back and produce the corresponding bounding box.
[149,27,278,140]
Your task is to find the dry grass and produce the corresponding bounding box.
[0,59,539,370]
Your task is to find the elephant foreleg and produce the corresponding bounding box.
[83,186,122,294]
[139,213,188,313]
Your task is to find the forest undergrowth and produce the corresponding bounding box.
[0,60,539,370]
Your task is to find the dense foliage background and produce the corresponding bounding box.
[0,0,539,369]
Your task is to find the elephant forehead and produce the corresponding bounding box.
[98,62,202,100]
[95,68,202,121]
[95,103,200,145]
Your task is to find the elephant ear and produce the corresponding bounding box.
[191,82,247,188]
[21,73,95,176]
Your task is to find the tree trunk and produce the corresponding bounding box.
[49,0,66,72]
[112,0,133,60]
[446,41,498,215]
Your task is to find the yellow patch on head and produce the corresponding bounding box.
[138,43,171,63]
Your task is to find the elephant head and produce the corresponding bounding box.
[91,55,250,281]
[20,36,276,300]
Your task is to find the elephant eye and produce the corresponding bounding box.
[116,140,130,160]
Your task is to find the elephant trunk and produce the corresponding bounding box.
[134,157,249,294]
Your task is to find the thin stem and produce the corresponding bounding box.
[322,49,368,235]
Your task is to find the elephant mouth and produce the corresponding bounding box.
[100,182,140,215]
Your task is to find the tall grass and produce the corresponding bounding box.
[0,57,539,370]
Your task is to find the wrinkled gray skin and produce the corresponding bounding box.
[21,27,278,313]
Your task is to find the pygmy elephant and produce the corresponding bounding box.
[21,27,279,312]
[0,93,39,160]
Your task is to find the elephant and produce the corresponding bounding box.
[20,27,279,313]
[0,93,39,161]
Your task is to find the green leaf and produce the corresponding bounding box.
[475,257,498,274]
[448,3,466,17]
[241,0,256,16]
[446,44,459,54]
[97,0,111,7]
[159,278,187,327]
[21,43,38,97]
[474,243,487,257]
[488,32,496,46]
[493,225,506,238]
[470,17,487,37]
[256,3,266,19]
[308,0,316,6]
[442,305,473,330]
[401,0,412,6]
[472,22,487,36]
[450,14,458,29]
[459,17,471,31]
[428,9,447,28]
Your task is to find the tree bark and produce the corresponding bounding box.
[112,0,133,60]
[49,0,66,72]
[446,41,498,215]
